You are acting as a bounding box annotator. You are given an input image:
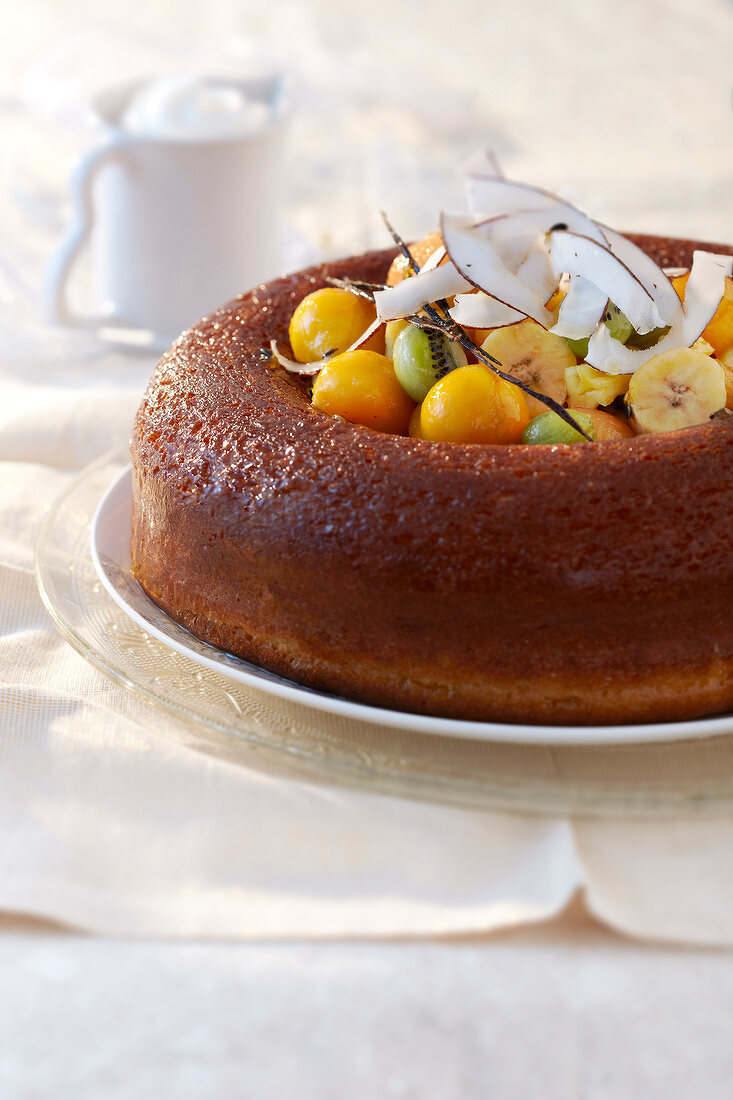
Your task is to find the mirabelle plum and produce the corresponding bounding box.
[408,405,426,439]
[289,288,384,363]
[418,365,530,444]
[311,350,415,435]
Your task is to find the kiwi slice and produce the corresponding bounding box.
[521,410,596,445]
[392,324,467,403]
[568,303,635,360]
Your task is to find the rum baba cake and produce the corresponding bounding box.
[130,177,733,725]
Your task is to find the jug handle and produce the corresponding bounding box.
[44,134,133,327]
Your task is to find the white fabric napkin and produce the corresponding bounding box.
[1,314,733,945]
[3,7,733,947]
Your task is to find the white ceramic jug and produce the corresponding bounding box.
[45,75,289,348]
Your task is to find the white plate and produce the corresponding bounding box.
[91,466,733,747]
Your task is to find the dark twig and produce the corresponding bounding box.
[325,275,386,301]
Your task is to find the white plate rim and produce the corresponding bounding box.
[90,465,733,747]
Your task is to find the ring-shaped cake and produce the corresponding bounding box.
[131,234,733,725]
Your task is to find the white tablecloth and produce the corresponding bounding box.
[2,0,733,1093]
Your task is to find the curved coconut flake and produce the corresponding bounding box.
[465,177,607,245]
[601,226,683,327]
[373,260,471,322]
[584,250,733,375]
[462,148,504,180]
[269,340,323,376]
[515,236,556,301]
[683,249,731,322]
[548,229,665,335]
[550,276,608,340]
[421,244,446,272]
[344,316,384,353]
[271,315,385,373]
[479,214,539,273]
[441,212,553,328]
[449,292,526,329]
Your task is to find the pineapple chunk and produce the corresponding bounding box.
[565,363,632,409]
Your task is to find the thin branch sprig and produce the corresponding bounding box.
[379,211,592,442]
[325,275,386,301]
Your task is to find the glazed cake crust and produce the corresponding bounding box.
[131,235,733,725]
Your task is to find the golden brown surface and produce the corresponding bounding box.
[131,235,733,725]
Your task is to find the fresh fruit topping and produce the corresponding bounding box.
[392,324,467,402]
[379,214,592,435]
[292,165,733,445]
[408,404,426,439]
[311,350,415,435]
[547,229,665,335]
[570,407,635,440]
[565,363,633,409]
[585,251,733,374]
[375,173,729,386]
[418,365,530,444]
[625,347,726,433]
[624,324,671,350]
[479,320,575,417]
[521,409,596,445]
[566,302,634,359]
[289,288,384,363]
[673,273,733,357]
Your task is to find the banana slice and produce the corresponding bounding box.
[480,319,575,415]
[565,364,632,409]
[717,347,733,408]
[626,347,726,433]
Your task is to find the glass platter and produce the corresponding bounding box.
[35,445,733,818]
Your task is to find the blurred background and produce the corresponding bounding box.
[0,0,731,340]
